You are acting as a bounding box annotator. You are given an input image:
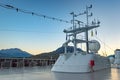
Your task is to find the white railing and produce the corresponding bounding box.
[0,58,56,69]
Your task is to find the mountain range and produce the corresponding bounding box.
[0,47,114,59]
[0,48,32,58]
[0,46,83,59]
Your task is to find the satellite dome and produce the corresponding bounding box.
[88,40,100,53]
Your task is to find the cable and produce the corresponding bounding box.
[95,36,114,51]
[0,3,71,24]
[0,29,62,34]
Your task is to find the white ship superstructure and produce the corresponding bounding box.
[51,5,110,73]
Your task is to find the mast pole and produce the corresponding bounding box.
[64,33,67,54]
[86,6,89,53]
[71,12,77,54]
[85,5,92,53]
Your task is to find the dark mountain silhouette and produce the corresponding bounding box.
[0,48,32,58]
[53,46,83,53]
[0,46,83,59]
[108,55,115,58]
[32,46,83,59]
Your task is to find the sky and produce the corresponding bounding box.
[0,0,120,55]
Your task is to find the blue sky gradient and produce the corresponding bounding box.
[0,0,120,55]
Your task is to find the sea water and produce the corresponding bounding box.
[0,66,119,80]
